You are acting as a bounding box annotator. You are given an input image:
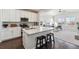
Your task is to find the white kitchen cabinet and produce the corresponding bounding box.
[14,10,20,22]
[8,9,20,22]
[0,30,3,42]
[20,10,27,17]
[1,9,20,22]
[28,12,38,22]
[0,9,2,21]
[0,9,38,22]
[31,13,38,22]
[20,11,31,21]
[9,9,16,22]
[4,29,12,40]
[28,12,32,22]
[20,11,25,17]
[0,29,12,42]
[2,9,10,22]
[0,27,21,42]
[12,27,21,38]
[20,10,38,22]
[24,11,29,18]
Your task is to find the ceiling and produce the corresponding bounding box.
[31,9,40,12]
[32,9,79,13]
[22,9,79,13]
[63,9,79,13]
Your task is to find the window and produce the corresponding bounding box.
[66,16,75,24]
[58,16,65,23]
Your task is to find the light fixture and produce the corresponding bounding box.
[59,9,62,12]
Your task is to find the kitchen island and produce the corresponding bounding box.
[22,27,53,49]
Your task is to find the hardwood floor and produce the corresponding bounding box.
[54,37,79,49]
[0,36,79,49]
[0,37,24,49]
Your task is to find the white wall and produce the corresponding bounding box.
[39,9,79,30]
[54,12,79,23]
[39,9,79,24]
[54,12,79,31]
[38,9,59,25]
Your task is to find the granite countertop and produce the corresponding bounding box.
[23,27,54,35]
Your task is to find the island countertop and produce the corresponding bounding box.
[23,27,54,35]
[22,27,54,49]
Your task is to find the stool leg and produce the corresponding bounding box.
[36,38,41,49]
[47,35,52,49]
[45,38,48,48]
[40,40,43,48]
[52,34,55,49]
[36,38,38,49]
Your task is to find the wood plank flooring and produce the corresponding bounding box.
[54,37,79,49]
[0,37,24,49]
[0,37,79,49]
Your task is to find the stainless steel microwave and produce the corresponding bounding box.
[21,18,28,22]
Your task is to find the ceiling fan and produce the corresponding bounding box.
[58,9,62,12]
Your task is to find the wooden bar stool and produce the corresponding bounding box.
[46,33,55,49]
[36,35,47,49]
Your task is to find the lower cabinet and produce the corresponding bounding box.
[0,29,12,42]
[12,27,21,38]
[0,27,21,42]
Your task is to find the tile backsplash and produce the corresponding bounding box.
[2,22,39,28]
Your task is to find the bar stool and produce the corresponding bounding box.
[36,35,47,49]
[46,33,55,49]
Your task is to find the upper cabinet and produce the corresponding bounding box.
[14,10,20,22]
[0,9,38,22]
[1,9,10,22]
[1,9,20,22]
[0,9,2,21]
[29,12,38,22]
[20,10,29,18]
[20,10,38,22]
